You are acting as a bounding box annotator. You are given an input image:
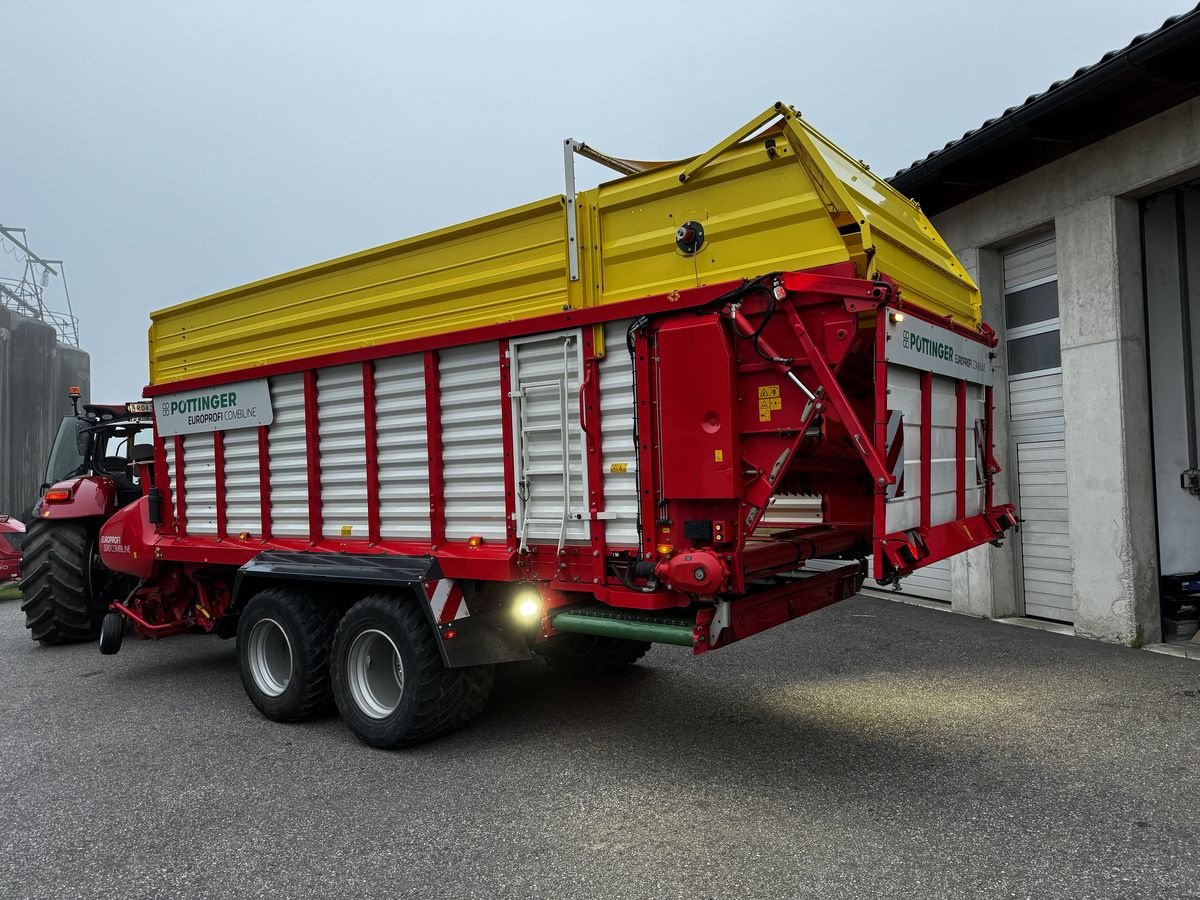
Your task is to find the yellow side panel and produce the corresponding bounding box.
[149,197,570,384]
[148,108,982,387]
[588,137,851,303]
[800,121,981,325]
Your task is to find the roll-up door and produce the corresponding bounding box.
[1004,234,1074,622]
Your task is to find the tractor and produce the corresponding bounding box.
[19,388,155,644]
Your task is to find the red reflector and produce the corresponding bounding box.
[444,628,458,640]
[44,489,71,502]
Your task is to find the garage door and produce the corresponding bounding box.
[1004,234,1074,622]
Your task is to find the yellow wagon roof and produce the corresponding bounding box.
[149,103,979,385]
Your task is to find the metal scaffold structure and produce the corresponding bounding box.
[0,223,79,346]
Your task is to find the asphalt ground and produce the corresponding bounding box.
[2,592,1199,900]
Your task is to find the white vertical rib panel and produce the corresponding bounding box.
[182,433,217,535]
[375,355,431,541]
[317,365,368,539]
[597,320,639,547]
[223,427,261,536]
[928,374,958,527]
[163,438,178,522]
[440,342,506,542]
[267,373,309,537]
[885,366,921,533]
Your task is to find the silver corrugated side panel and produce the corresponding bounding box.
[222,426,261,535]
[182,433,217,535]
[266,373,309,538]
[374,354,431,542]
[597,320,640,548]
[440,342,507,543]
[316,364,368,539]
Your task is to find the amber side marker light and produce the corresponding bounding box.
[656,543,674,556]
[467,535,484,548]
[43,489,72,502]
[889,312,905,324]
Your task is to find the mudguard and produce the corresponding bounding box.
[36,476,119,521]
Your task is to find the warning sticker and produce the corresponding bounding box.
[757,385,782,422]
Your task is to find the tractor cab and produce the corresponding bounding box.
[43,393,155,508]
[21,389,154,644]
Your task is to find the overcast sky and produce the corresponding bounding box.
[3,0,1191,399]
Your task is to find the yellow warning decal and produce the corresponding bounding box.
[340,525,353,536]
[714,449,724,463]
[610,462,629,474]
[757,385,783,422]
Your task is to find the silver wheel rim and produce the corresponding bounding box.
[347,628,404,719]
[247,617,293,697]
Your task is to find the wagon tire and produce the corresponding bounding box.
[18,520,108,645]
[535,633,651,676]
[331,593,494,749]
[237,587,338,722]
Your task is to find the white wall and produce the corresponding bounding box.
[926,96,1200,644]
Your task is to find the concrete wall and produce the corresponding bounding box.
[0,308,91,520]
[928,96,1200,644]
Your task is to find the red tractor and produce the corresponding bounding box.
[19,389,155,644]
[0,515,24,584]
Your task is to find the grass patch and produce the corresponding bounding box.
[0,582,21,601]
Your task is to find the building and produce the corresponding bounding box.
[0,308,90,519]
[886,6,1200,645]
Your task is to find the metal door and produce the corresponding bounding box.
[1004,234,1074,622]
[1143,185,1200,578]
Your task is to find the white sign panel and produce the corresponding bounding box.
[884,308,993,385]
[155,378,274,436]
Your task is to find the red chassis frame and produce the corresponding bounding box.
[100,265,1015,653]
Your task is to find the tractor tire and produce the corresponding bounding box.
[18,520,107,645]
[331,593,494,749]
[535,633,651,676]
[237,587,339,722]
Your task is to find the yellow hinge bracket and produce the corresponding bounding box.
[676,102,876,278]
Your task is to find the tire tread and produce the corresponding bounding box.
[18,520,104,644]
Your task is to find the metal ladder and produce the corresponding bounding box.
[510,337,580,553]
